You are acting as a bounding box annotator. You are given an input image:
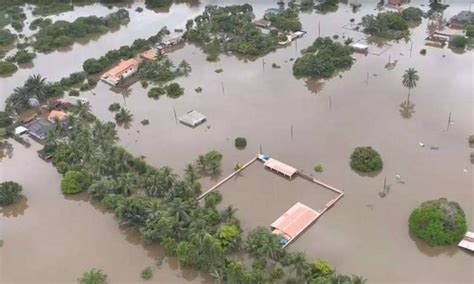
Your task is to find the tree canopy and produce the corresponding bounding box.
[409,198,467,246]
[0,181,23,207]
[350,146,383,173]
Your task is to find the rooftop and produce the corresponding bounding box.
[264,158,298,178]
[271,202,320,241]
[104,58,139,77]
[48,110,67,122]
[179,110,207,127]
[26,118,54,140]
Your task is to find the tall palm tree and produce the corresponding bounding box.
[351,275,368,284]
[72,101,92,121]
[184,163,200,184]
[402,68,419,103]
[114,108,133,127]
[288,252,310,281]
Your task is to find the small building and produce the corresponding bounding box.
[179,110,207,127]
[100,58,140,86]
[425,32,451,45]
[14,126,28,135]
[140,49,158,61]
[263,157,298,179]
[449,11,474,29]
[253,19,271,28]
[26,118,54,141]
[458,231,474,251]
[157,33,184,52]
[271,202,321,246]
[47,110,68,123]
[350,42,369,53]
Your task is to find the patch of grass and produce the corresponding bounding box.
[141,266,153,279]
[314,164,323,173]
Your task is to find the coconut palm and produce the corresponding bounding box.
[114,108,133,127]
[72,101,92,121]
[220,205,237,223]
[184,163,200,184]
[288,252,310,281]
[24,74,48,103]
[351,275,368,284]
[177,60,192,76]
[402,68,419,102]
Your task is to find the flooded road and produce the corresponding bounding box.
[1,0,473,283]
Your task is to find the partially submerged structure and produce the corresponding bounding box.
[47,110,68,123]
[271,202,321,246]
[350,42,369,53]
[179,110,207,127]
[26,118,54,141]
[449,11,474,29]
[260,154,298,179]
[157,33,184,53]
[458,231,474,251]
[100,58,140,86]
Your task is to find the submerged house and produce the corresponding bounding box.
[100,58,140,86]
[47,110,68,123]
[449,11,474,29]
[350,42,369,53]
[26,118,54,141]
[179,110,207,127]
[157,33,184,52]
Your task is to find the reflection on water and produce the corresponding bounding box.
[0,196,28,217]
[409,231,460,258]
[305,78,325,95]
[0,141,14,160]
[399,100,416,119]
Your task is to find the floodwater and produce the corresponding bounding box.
[1,0,473,283]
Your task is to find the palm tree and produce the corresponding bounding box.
[288,252,310,281]
[399,100,415,119]
[220,205,237,223]
[24,74,48,103]
[114,108,133,127]
[402,68,419,103]
[72,101,92,121]
[351,275,368,284]
[120,87,132,107]
[184,163,200,184]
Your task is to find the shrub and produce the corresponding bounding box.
[61,170,91,194]
[0,61,18,75]
[409,198,467,246]
[0,111,13,128]
[147,87,166,99]
[11,20,23,32]
[78,269,107,284]
[314,164,323,173]
[165,83,184,98]
[468,135,474,146]
[0,29,16,46]
[466,24,474,37]
[449,36,468,49]
[401,7,423,22]
[420,49,427,55]
[108,103,121,112]
[234,137,247,149]
[350,146,383,173]
[10,49,36,64]
[68,89,80,97]
[141,267,153,279]
[0,181,23,207]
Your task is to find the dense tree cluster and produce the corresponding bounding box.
[293,37,354,78]
[7,49,36,64]
[401,7,424,22]
[266,8,302,32]
[33,9,130,53]
[185,5,278,59]
[0,181,23,207]
[349,146,383,173]
[315,0,339,13]
[0,29,16,46]
[0,60,18,75]
[235,137,247,149]
[409,198,467,246]
[145,0,172,9]
[361,12,410,40]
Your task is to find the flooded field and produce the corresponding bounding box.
[1,0,473,283]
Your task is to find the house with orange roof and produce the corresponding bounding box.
[100,58,140,86]
[48,110,68,123]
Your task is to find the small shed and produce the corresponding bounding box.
[458,231,474,251]
[179,110,207,127]
[271,202,320,245]
[264,158,298,179]
[26,118,54,141]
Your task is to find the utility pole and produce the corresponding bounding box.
[318,21,321,37]
[173,107,178,124]
[221,81,225,95]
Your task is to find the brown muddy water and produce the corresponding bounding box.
[1,0,473,283]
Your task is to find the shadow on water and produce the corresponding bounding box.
[305,78,325,95]
[399,100,416,119]
[353,169,382,178]
[409,232,460,257]
[0,196,29,217]
[64,191,91,202]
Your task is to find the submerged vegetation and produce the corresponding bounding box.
[293,37,354,79]
[361,11,413,40]
[0,181,23,207]
[0,60,18,75]
[409,198,467,246]
[78,268,108,284]
[33,9,130,53]
[350,146,383,173]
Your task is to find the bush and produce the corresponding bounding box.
[68,89,80,97]
[108,103,121,112]
[10,49,36,64]
[0,111,13,128]
[401,7,423,22]
[0,29,16,46]
[314,164,323,173]
[61,170,91,194]
[350,146,383,173]
[234,137,247,149]
[78,269,107,284]
[0,61,17,75]
[449,36,468,49]
[141,266,153,279]
[11,20,23,32]
[420,49,427,55]
[409,198,467,246]
[468,135,474,146]
[466,24,474,37]
[0,181,23,207]
[165,83,184,98]
[147,87,166,99]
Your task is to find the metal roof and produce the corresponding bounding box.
[179,110,207,127]
[271,202,320,241]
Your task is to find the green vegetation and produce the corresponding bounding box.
[0,181,23,207]
[145,0,172,9]
[350,146,383,173]
[0,29,16,46]
[449,35,468,49]
[234,137,247,150]
[0,5,26,29]
[141,266,153,279]
[33,9,130,53]
[401,7,424,22]
[314,164,323,173]
[409,198,467,246]
[11,20,24,32]
[108,102,121,112]
[139,58,177,83]
[147,86,166,99]
[32,2,74,16]
[61,170,91,194]
[185,5,279,60]
[114,108,133,126]
[165,83,184,98]
[196,150,223,175]
[468,135,474,147]
[60,71,87,88]
[29,18,52,30]
[466,24,474,37]
[402,68,419,102]
[69,89,80,96]
[361,12,410,40]
[315,0,339,13]
[293,37,353,79]
[8,49,36,64]
[78,268,107,284]
[0,61,18,75]
[267,8,302,32]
